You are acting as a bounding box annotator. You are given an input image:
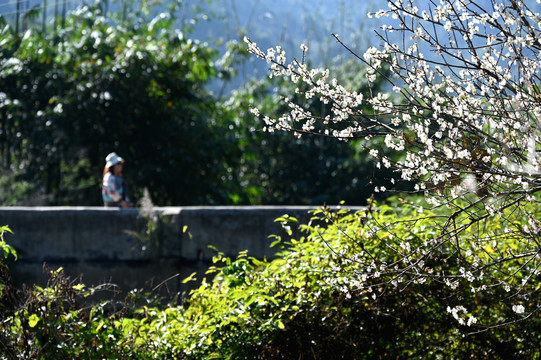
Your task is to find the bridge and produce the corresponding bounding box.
[1,206,362,296]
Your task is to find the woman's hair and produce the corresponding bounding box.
[103,163,123,177]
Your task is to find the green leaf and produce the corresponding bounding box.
[270,238,282,248]
[72,283,85,291]
[182,272,197,284]
[28,314,40,328]
[0,225,13,234]
[96,320,105,331]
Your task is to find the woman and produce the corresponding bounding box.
[102,152,131,208]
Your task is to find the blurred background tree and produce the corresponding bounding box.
[223,59,402,205]
[0,2,244,205]
[0,0,397,206]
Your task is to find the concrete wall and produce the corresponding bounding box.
[1,206,362,296]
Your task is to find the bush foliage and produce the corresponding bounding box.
[3,203,538,359]
[123,203,540,359]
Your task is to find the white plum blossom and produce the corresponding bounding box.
[53,103,63,114]
[245,0,541,329]
[244,0,541,216]
[513,305,525,314]
[467,316,478,327]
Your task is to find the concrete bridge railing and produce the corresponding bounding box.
[1,206,363,295]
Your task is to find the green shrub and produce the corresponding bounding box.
[0,225,16,301]
[2,201,540,359]
[124,203,541,359]
[0,265,138,359]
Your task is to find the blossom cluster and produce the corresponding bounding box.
[245,0,541,215]
[447,305,477,327]
[245,0,541,329]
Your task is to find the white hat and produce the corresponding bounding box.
[105,152,124,168]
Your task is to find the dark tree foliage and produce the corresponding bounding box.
[225,62,406,205]
[0,1,402,206]
[0,2,241,206]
